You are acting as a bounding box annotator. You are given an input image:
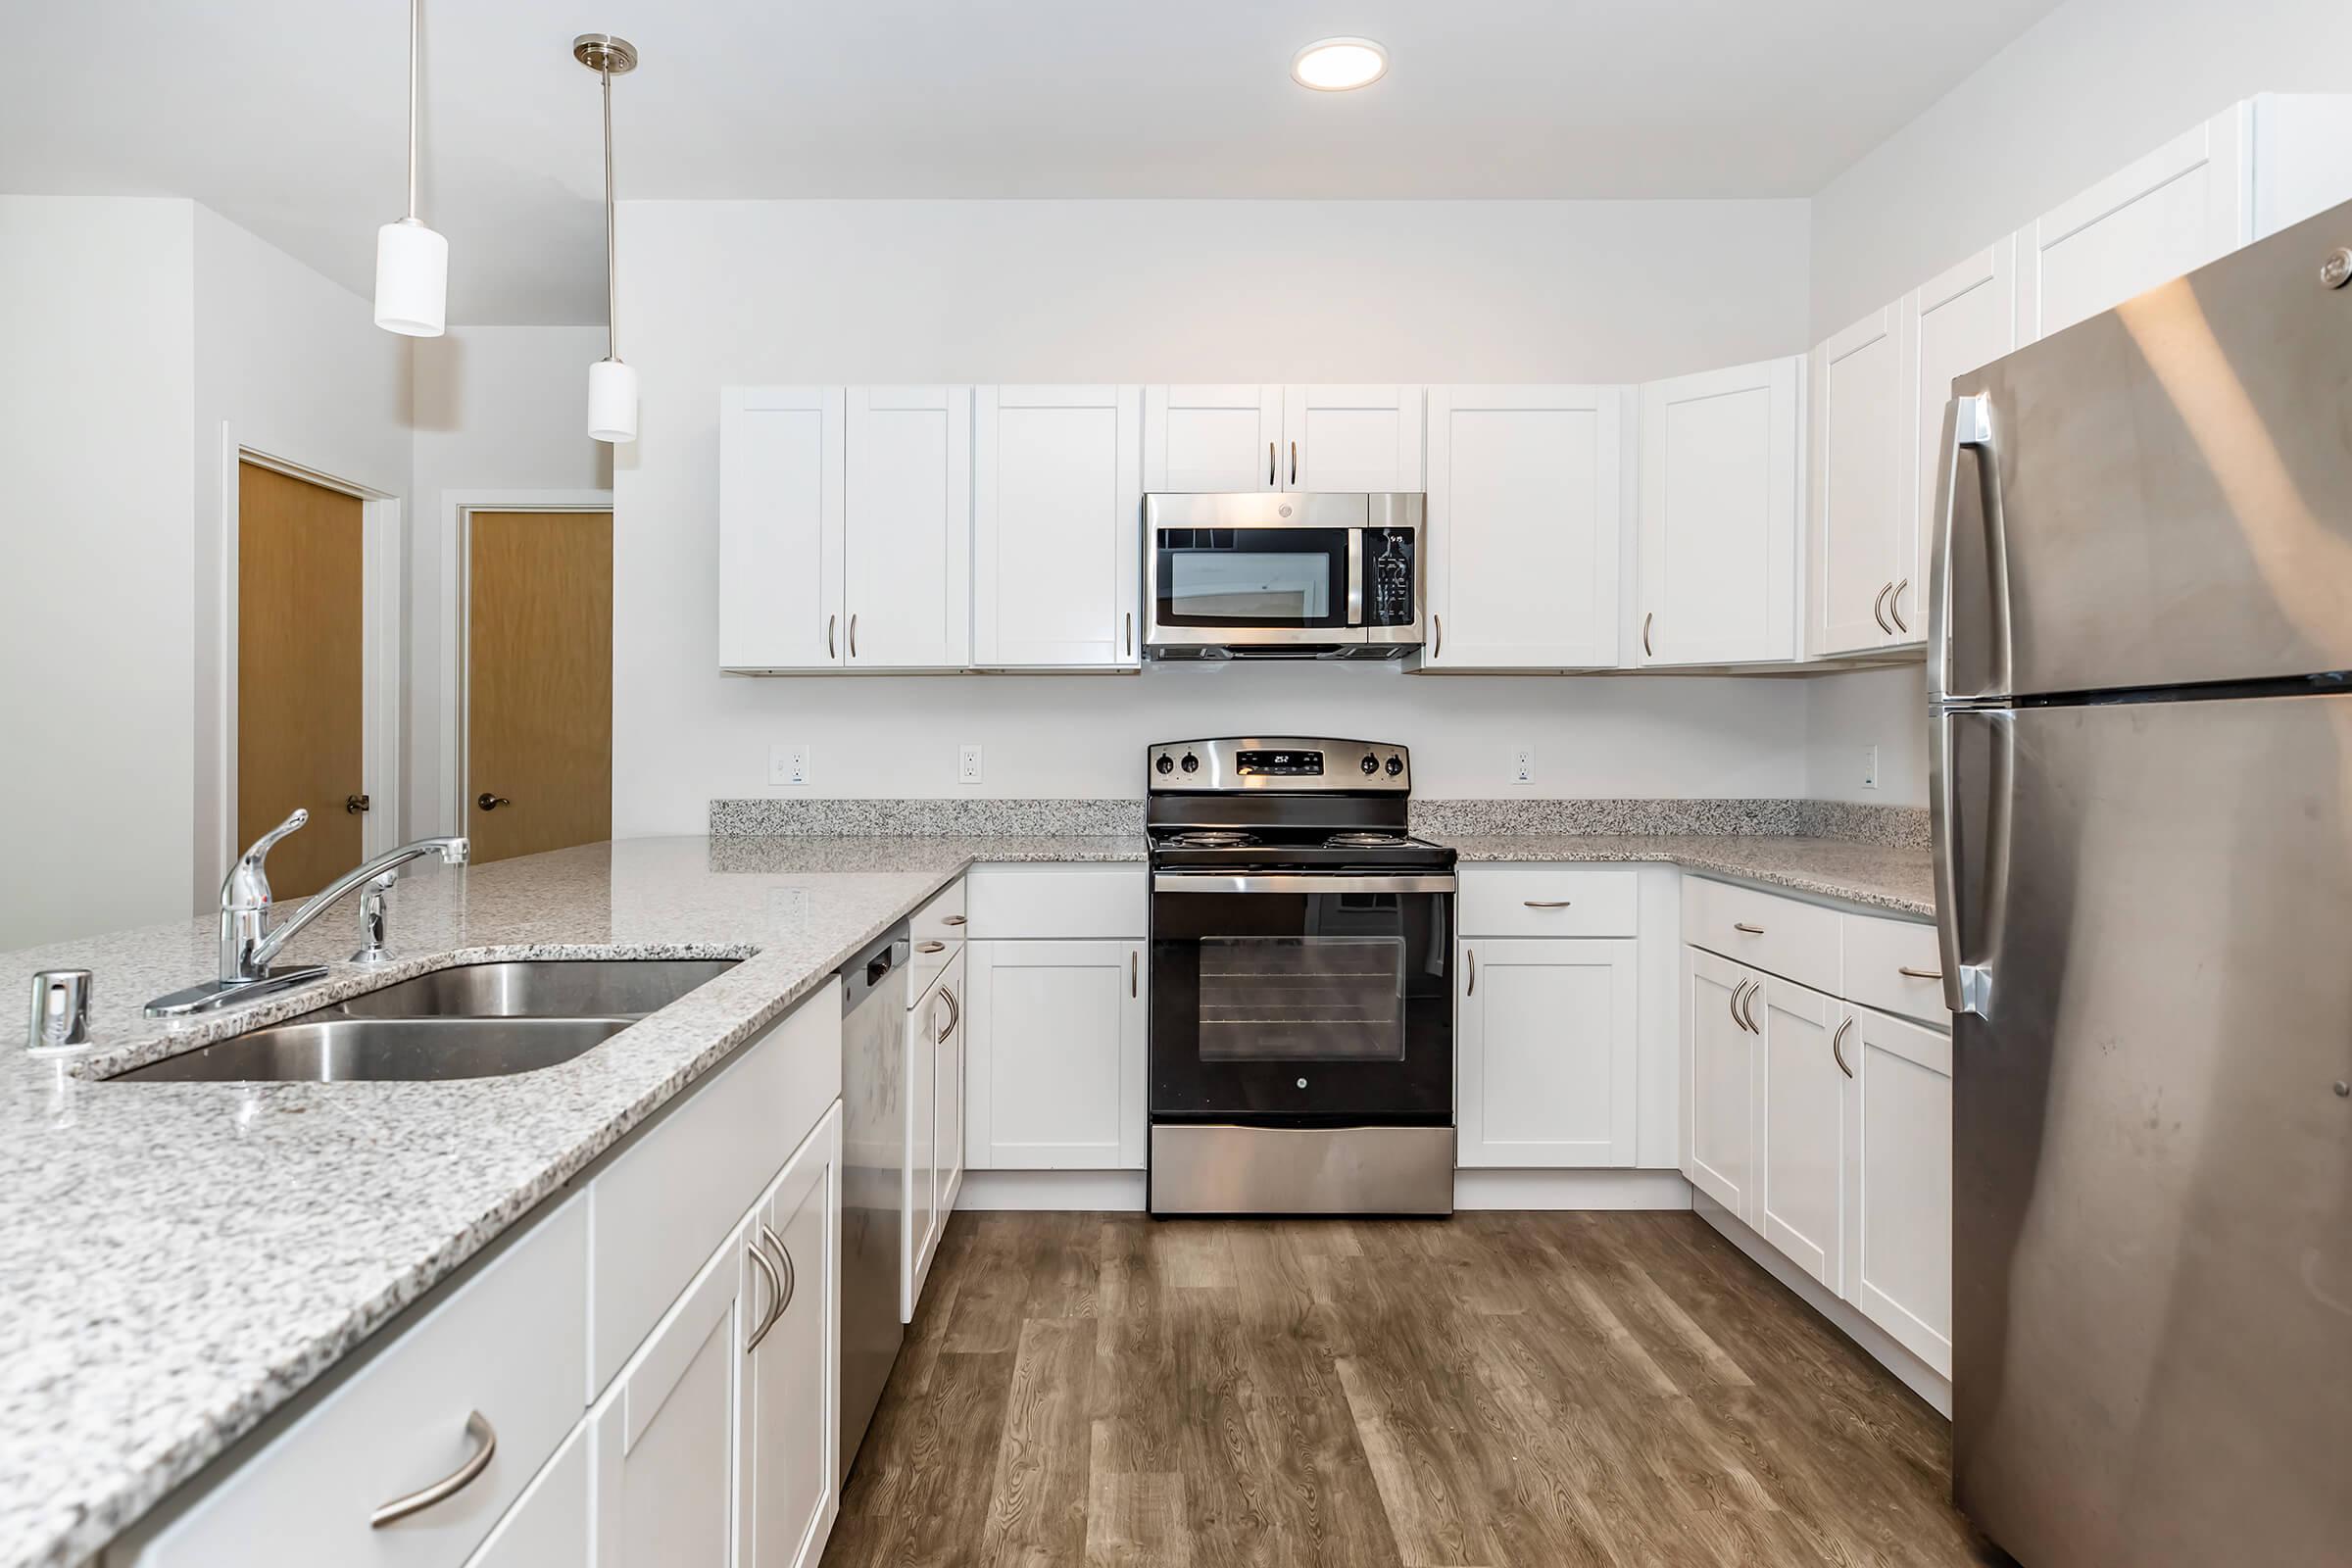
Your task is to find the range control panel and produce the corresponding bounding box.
[1148,737,1410,793]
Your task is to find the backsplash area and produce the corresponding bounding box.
[709,796,1930,848]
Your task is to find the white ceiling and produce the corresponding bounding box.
[0,1,2066,324]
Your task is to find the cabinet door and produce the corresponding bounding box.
[902,979,938,1322]
[1683,947,1758,1219]
[1281,384,1425,491]
[592,1230,745,1568]
[1144,385,1281,492]
[1456,938,1638,1168]
[1423,386,1624,669]
[464,1425,588,1568]
[741,1107,840,1568]
[718,386,845,671]
[1911,240,2016,630]
[1756,979,1847,1293]
[1637,358,1800,665]
[1842,1005,1953,1377]
[972,385,1142,668]
[964,939,1146,1169]
[1807,305,1915,658]
[929,950,968,1268]
[2251,93,2352,237]
[845,386,970,670]
[2016,106,2249,344]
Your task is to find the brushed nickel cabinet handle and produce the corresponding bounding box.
[760,1221,797,1321]
[848,612,858,660]
[1125,611,1134,657]
[369,1411,497,1528]
[1728,979,1747,1031]
[1433,613,1443,658]
[916,940,946,954]
[1522,900,1572,908]
[1740,982,1762,1033]
[827,613,838,660]
[1268,439,1277,487]
[1130,949,1138,997]
[1889,579,1911,634]
[1873,582,1893,635]
[1289,440,1298,485]
[1832,1016,1855,1078]
[938,983,959,1044]
[1898,964,1943,980]
[744,1235,783,1350]
[1642,612,1654,658]
[1734,921,1764,935]
[1465,948,1476,996]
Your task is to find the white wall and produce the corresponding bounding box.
[1804,665,1929,807]
[407,326,612,837]
[0,198,196,948]
[611,198,1818,832]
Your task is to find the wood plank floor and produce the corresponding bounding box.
[823,1210,2006,1568]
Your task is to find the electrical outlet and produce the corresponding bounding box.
[1861,745,1880,791]
[1511,745,1536,786]
[958,744,984,785]
[768,743,811,788]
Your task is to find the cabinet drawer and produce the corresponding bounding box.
[589,981,842,1395]
[908,876,967,991]
[967,863,1146,939]
[1457,865,1639,937]
[1841,912,1948,1026]
[1682,877,1840,996]
[130,1200,588,1568]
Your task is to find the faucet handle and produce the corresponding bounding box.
[223,808,309,910]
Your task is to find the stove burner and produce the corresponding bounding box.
[1163,829,1261,848]
[1325,831,1409,849]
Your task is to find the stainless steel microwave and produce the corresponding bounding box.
[1142,492,1425,660]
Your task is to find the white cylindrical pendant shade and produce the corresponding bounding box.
[588,357,639,443]
[372,218,448,337]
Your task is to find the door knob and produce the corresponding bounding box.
[344,793,370,814]
[476,793,510,811]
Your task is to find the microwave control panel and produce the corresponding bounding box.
[1368,529,1416,626]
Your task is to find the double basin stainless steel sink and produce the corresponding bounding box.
[113,960,739,1085]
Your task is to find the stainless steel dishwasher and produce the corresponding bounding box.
[837,923,908,1481]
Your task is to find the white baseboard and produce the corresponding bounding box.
[1453,1167,1694,1210]
[1692,1189,1952,1417]
[956,1169,1147,1211]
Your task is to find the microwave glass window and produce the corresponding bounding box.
[1197,935,1405,1062]
[1168,551,1329,618]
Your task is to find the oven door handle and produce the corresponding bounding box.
[1152,873,1457,895]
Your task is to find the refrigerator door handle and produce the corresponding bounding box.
[1933,707,2014,1018]
[1929,394,2013,706]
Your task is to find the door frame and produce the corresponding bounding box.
[216,434,404,890]
[438,490,615,841]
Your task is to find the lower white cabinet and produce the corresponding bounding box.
[964,938,1147,1170]
[740,1107,842,1568]
[463,1425,589,1568]
[1683,946,1758,1216]
[1844,1004,1954,1377]
[1756,977,1846,1292]
[905,948,966,1319]
[1454,937,1637,1167]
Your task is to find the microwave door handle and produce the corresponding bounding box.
[1346,530,1364,626]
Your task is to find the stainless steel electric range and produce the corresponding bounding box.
[1146,736,1456,1216]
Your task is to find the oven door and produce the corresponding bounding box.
[1150,872,1454,1123]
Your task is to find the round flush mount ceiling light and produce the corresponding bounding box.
[1291,36,1388,91]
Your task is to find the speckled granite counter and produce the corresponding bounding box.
[0,833,1140,1568]
[1431,832,1935,916]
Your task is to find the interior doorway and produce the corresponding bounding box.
[236,461,368,899]
[465,510,613,863]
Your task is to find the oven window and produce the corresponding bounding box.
[1154,527,1350,628]
[1198,935,1404,1062]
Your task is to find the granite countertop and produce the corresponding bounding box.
[1430,833,1936,916]
[0,833,1138,1568]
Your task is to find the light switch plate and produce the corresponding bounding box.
[1511,745,1536,786]
[1861,745,1880,791]
[958,744,984,785]
[769,743,811,788]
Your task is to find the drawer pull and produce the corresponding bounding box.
[1522,899,1573,908]
[369,1411,497,1528]
[745,1235,784,1350]
[1740,982,1762,1033]
[761,1221,797,1320]
[1733,922,1765,935]
[1897,965,1942,980]
[1832,1016,1855,1078]
[941,913,967,927]
[916,940,947,954]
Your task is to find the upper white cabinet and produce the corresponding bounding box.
[1421,385,1625,670]
[1143,385,1283,491]
[843,386,971,670]
[1636,358,1802,666]
[1806,305,1917,659]
[1911,240,2017,596]
[719,387,846,671]
[2250,93,2352,236]
[1282,384,1426,491]
[963,937,1147,1170]
[972,385,1143,669]
[1455,937,1638,1168]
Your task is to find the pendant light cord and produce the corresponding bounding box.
[603,66,618,363]
[405,0,420,220]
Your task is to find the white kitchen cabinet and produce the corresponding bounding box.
[927,948,967,1286]
[2015,107,2248,345]
[1683,946,1759,1219]
[1806,304,1917,658]
[2251,93,2352,236]
[972,384,1143,669]
[1756,977,1847,1293]
[1636,358,1802,666]
[591,1228,746,1568]
[463,1425,589,1568]
[964,938,1147,1170]
[1143,384,1283,492]
[1281,384,1426,492]
[1843,1004,1953,1378]
[1421,385,1624,670]
[1455,938,1638,1168]
[739,1107,840,1568]
[1911,239,2017,602]
[718,386,846,671]
[843,386,971,670]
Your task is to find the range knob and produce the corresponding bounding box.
[1180,753,1200,774]
[1359,755,1380,775]
[1154,754,1174,775]
[1385,756,1405,777]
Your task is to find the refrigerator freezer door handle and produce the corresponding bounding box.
[1933,708,2014,1019]
[1930,394,2012,706]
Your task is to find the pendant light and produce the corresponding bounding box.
[576,32,639,444]
[373,0,447,336]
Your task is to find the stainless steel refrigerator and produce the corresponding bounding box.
[1932,201,2352,1566]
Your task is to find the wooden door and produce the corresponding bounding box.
[1636,358,1800,666]
[1455,938,1638,1168]
[1843,1004,1954,1376]
[237,462,366,899]
[1423,385,1623,669]
[963,939,1146,1169]
[844,386,970,670]
[1758,977,1847,1292]
[971,386,1142,669]
[1143,384,1281,492]
[718,386,846,671]
[1911,239,2017,625]
[1808,302,1915,658]
[468,512,612,862]
[1684,947,1758,1218]
[1281,384,1425,491]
